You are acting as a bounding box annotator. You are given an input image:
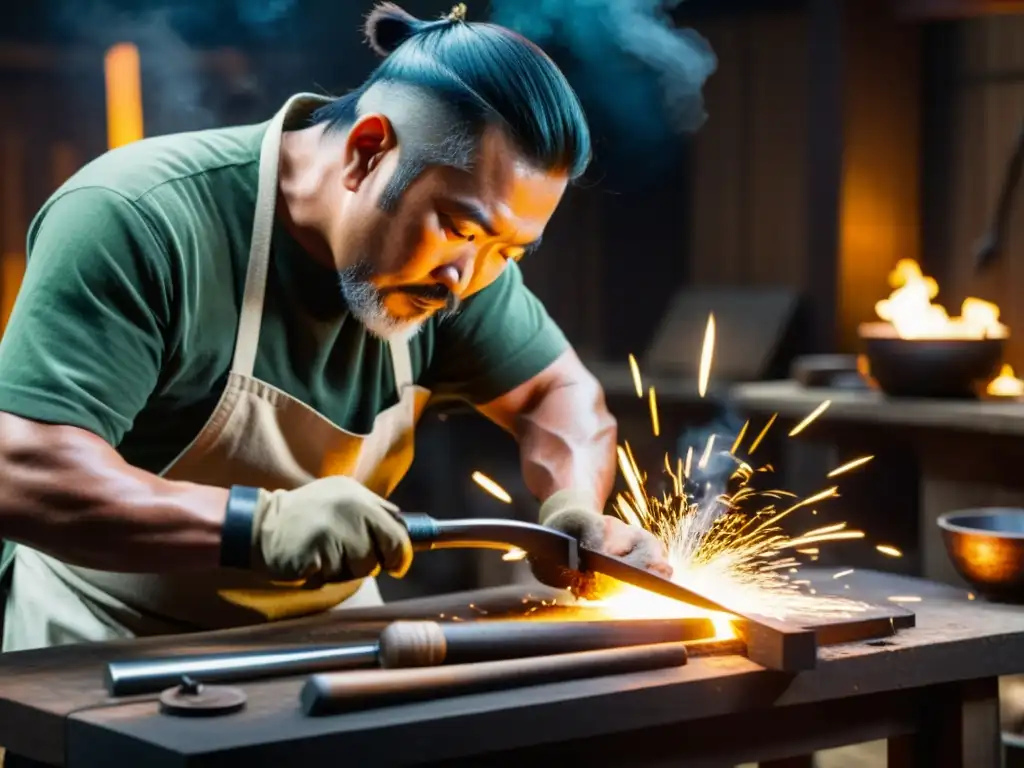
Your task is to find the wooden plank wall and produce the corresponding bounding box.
[837,0,922,352]
[0,65,99,335]
[689,12,810,291]
[935,17,1024,370]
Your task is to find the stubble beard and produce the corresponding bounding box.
[338,261,422,342]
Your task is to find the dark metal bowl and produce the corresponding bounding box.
[858,322,1005,398]
[938,508,1024,602]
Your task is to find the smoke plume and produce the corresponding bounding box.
[48,0,300,132]
[489,0,717,175]
[676,410,745,501]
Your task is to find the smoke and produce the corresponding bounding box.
[676,410,745,502]
[48,0,300,132]
[489,0,717,176]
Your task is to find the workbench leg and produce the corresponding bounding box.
[888,678,1000,767]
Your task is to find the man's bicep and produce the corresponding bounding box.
[0,189,172,446]
[426,262,569,404]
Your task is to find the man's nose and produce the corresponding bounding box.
[431,251,474,293]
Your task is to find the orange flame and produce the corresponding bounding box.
[872,259,1005,340]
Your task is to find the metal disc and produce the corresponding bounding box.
[159,683,247,717]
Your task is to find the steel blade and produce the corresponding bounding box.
[578,547,734,615]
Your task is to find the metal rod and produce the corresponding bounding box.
[105,643,379,697]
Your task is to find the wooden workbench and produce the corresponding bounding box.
[729,380,1024,436]
[729,381,1024,586]
[0,570,1018,767]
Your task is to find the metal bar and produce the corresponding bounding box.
[105,643,379,697]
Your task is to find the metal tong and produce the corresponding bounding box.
[399,512,732,616]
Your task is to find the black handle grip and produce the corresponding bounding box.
[397,513,579,571]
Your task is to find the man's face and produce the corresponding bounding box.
[329,120,569,340]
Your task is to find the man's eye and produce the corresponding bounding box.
[440,215,471,240]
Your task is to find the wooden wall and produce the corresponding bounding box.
[689,2,927,356]
[0,50,109,335]
[688,12,811,291]
[932,16,1024,370]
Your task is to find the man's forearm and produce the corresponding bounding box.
[514,374,618,511]
[0,413,228,572]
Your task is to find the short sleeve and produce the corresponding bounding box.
[0,188,173,446]
[424,261,569,404]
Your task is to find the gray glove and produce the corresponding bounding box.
[251,476,413,583]
[535,488,673,592]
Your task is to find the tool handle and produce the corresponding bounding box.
[301,641,689,716]
[376,617,712,668]
[398,513,579,570]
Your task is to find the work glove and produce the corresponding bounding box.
[250,476,413,584]
[533,488,673,593]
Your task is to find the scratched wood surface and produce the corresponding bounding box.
[0,569,1010,765]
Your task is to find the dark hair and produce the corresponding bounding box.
[312,3,591,209]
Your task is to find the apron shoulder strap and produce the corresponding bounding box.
[388,338,414,392]
[232,93,333,378]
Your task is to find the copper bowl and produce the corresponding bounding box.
[858,322,1005,398]
[938,509,1024,602]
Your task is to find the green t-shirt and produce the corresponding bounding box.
[0,120,568,475]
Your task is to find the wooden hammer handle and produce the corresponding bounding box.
[301,641,689,716]
[376,618,712,668]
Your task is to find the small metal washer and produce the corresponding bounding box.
[159,676,247,717]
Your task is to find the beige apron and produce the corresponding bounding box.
[3,94,432,652]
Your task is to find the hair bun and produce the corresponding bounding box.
[364,3,425,57]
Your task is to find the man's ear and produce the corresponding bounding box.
[340,114,397,191]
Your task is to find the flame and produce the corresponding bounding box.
[873,259,1006,340]
[987,364,1024,398]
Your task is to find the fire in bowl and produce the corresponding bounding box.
[938,508,1024,602]
[857,259,1008,399]
[858,322,1004,399]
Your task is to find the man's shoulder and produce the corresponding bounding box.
[55,122,265,205]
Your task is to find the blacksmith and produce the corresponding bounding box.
[0,2,669,652]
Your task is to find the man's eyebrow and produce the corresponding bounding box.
[440,198,498,237]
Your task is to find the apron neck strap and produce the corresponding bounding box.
[231,93,417,398]
[388,338,414,392]
[232,93,327,377]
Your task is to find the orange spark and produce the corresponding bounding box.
[698,313,715,398]
[827,455,874,478]
[628,354,643,397]
[789,400,831,437]
[471,471,512,503]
